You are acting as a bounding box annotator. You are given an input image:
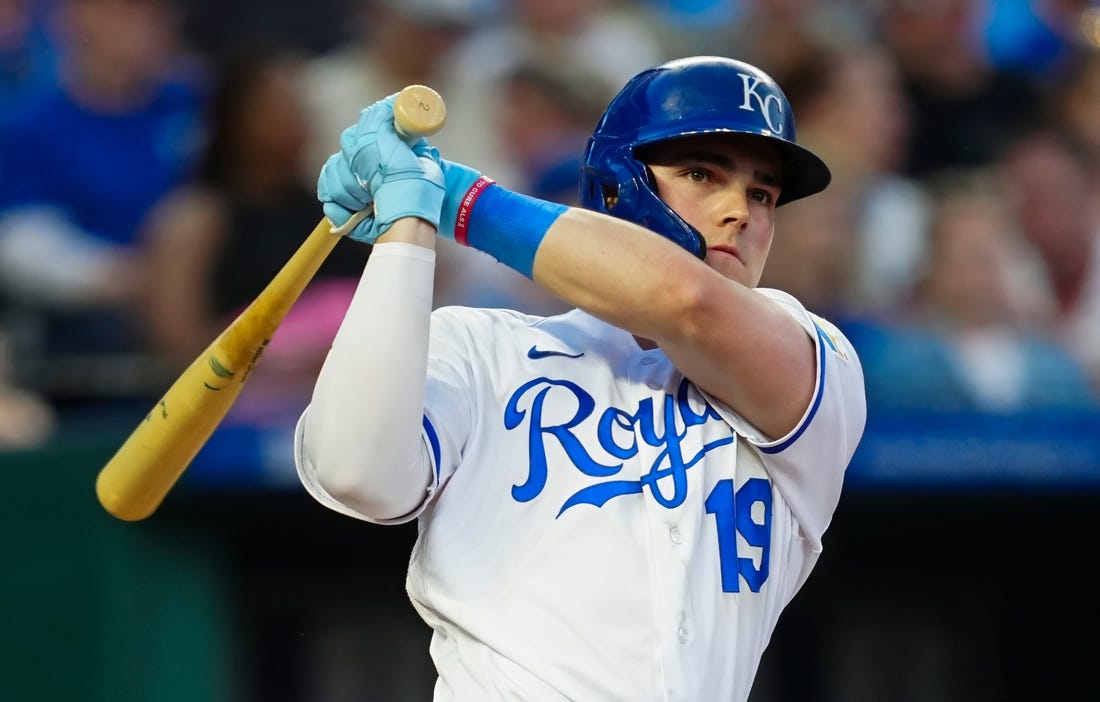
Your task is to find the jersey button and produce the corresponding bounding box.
[647,381,661,390]
[678,626,690,644]
[669,526,683,544]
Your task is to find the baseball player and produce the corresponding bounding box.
[296,56,867,701]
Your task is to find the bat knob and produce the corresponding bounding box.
[393,85,447,138]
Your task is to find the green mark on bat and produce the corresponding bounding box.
[144,400,168,422]
[209,356,235,379]
[204,355,235,391]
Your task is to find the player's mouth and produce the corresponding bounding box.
[707,245,742,263]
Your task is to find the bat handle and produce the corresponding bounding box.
[329,208,372,237]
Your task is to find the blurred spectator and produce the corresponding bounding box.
[499,52,613,204]
[877,0,1045,180]
[143,46,369,426]
[1051,48,1100,168]
[998,126,1100,391]
[298,0,480,180]
[641,0,738,58]
[759,185,860,321]
[982,0,1092,77]
[0,330,54,449]
[861,169,1096,414]
[178,0,344,60]
[0,0,57,437]
[437,0,664,191]
[774,38,930,316]
[708,0,872,79]
[0,0,56,109]
[0,0,206,409]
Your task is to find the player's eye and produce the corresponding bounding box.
[750,188,775,206]
[684,168,710,183]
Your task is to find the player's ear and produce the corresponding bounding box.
[602,181,619,210]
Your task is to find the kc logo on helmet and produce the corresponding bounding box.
[738,73,784,136]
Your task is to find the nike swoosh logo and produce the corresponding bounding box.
[527,346,585,360]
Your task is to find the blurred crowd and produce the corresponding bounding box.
[1,0,1098,452]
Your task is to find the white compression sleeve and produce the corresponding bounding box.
[300,242,436,522]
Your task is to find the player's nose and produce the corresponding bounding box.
[715,187,750,232]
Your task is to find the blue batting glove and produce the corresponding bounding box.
[317,95,446,243]
[318,152,374,241]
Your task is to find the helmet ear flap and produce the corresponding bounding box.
[609,158,707,260]
[579,147,706,259]
[581,164,619,214]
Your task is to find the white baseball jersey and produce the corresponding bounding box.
[297,288,866,701]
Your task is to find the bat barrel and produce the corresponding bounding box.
[96,371,229,521]
[95,218,341,521]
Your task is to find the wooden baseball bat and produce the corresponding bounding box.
[96,85,446,521]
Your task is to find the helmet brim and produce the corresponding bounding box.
[772,140,832,206]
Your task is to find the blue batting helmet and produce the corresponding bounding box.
[579,56,831,258]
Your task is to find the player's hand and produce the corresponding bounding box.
[318,95,445,243]
[318,152,375,240]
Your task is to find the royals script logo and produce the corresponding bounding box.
[504,376,735,516]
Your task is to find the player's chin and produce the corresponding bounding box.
[705,249,749,283]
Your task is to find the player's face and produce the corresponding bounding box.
[644,134,781,287]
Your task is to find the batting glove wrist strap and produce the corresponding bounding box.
[437,158,486,239]
[439,161,567,279]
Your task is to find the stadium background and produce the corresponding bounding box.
[1,1,1098,700]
